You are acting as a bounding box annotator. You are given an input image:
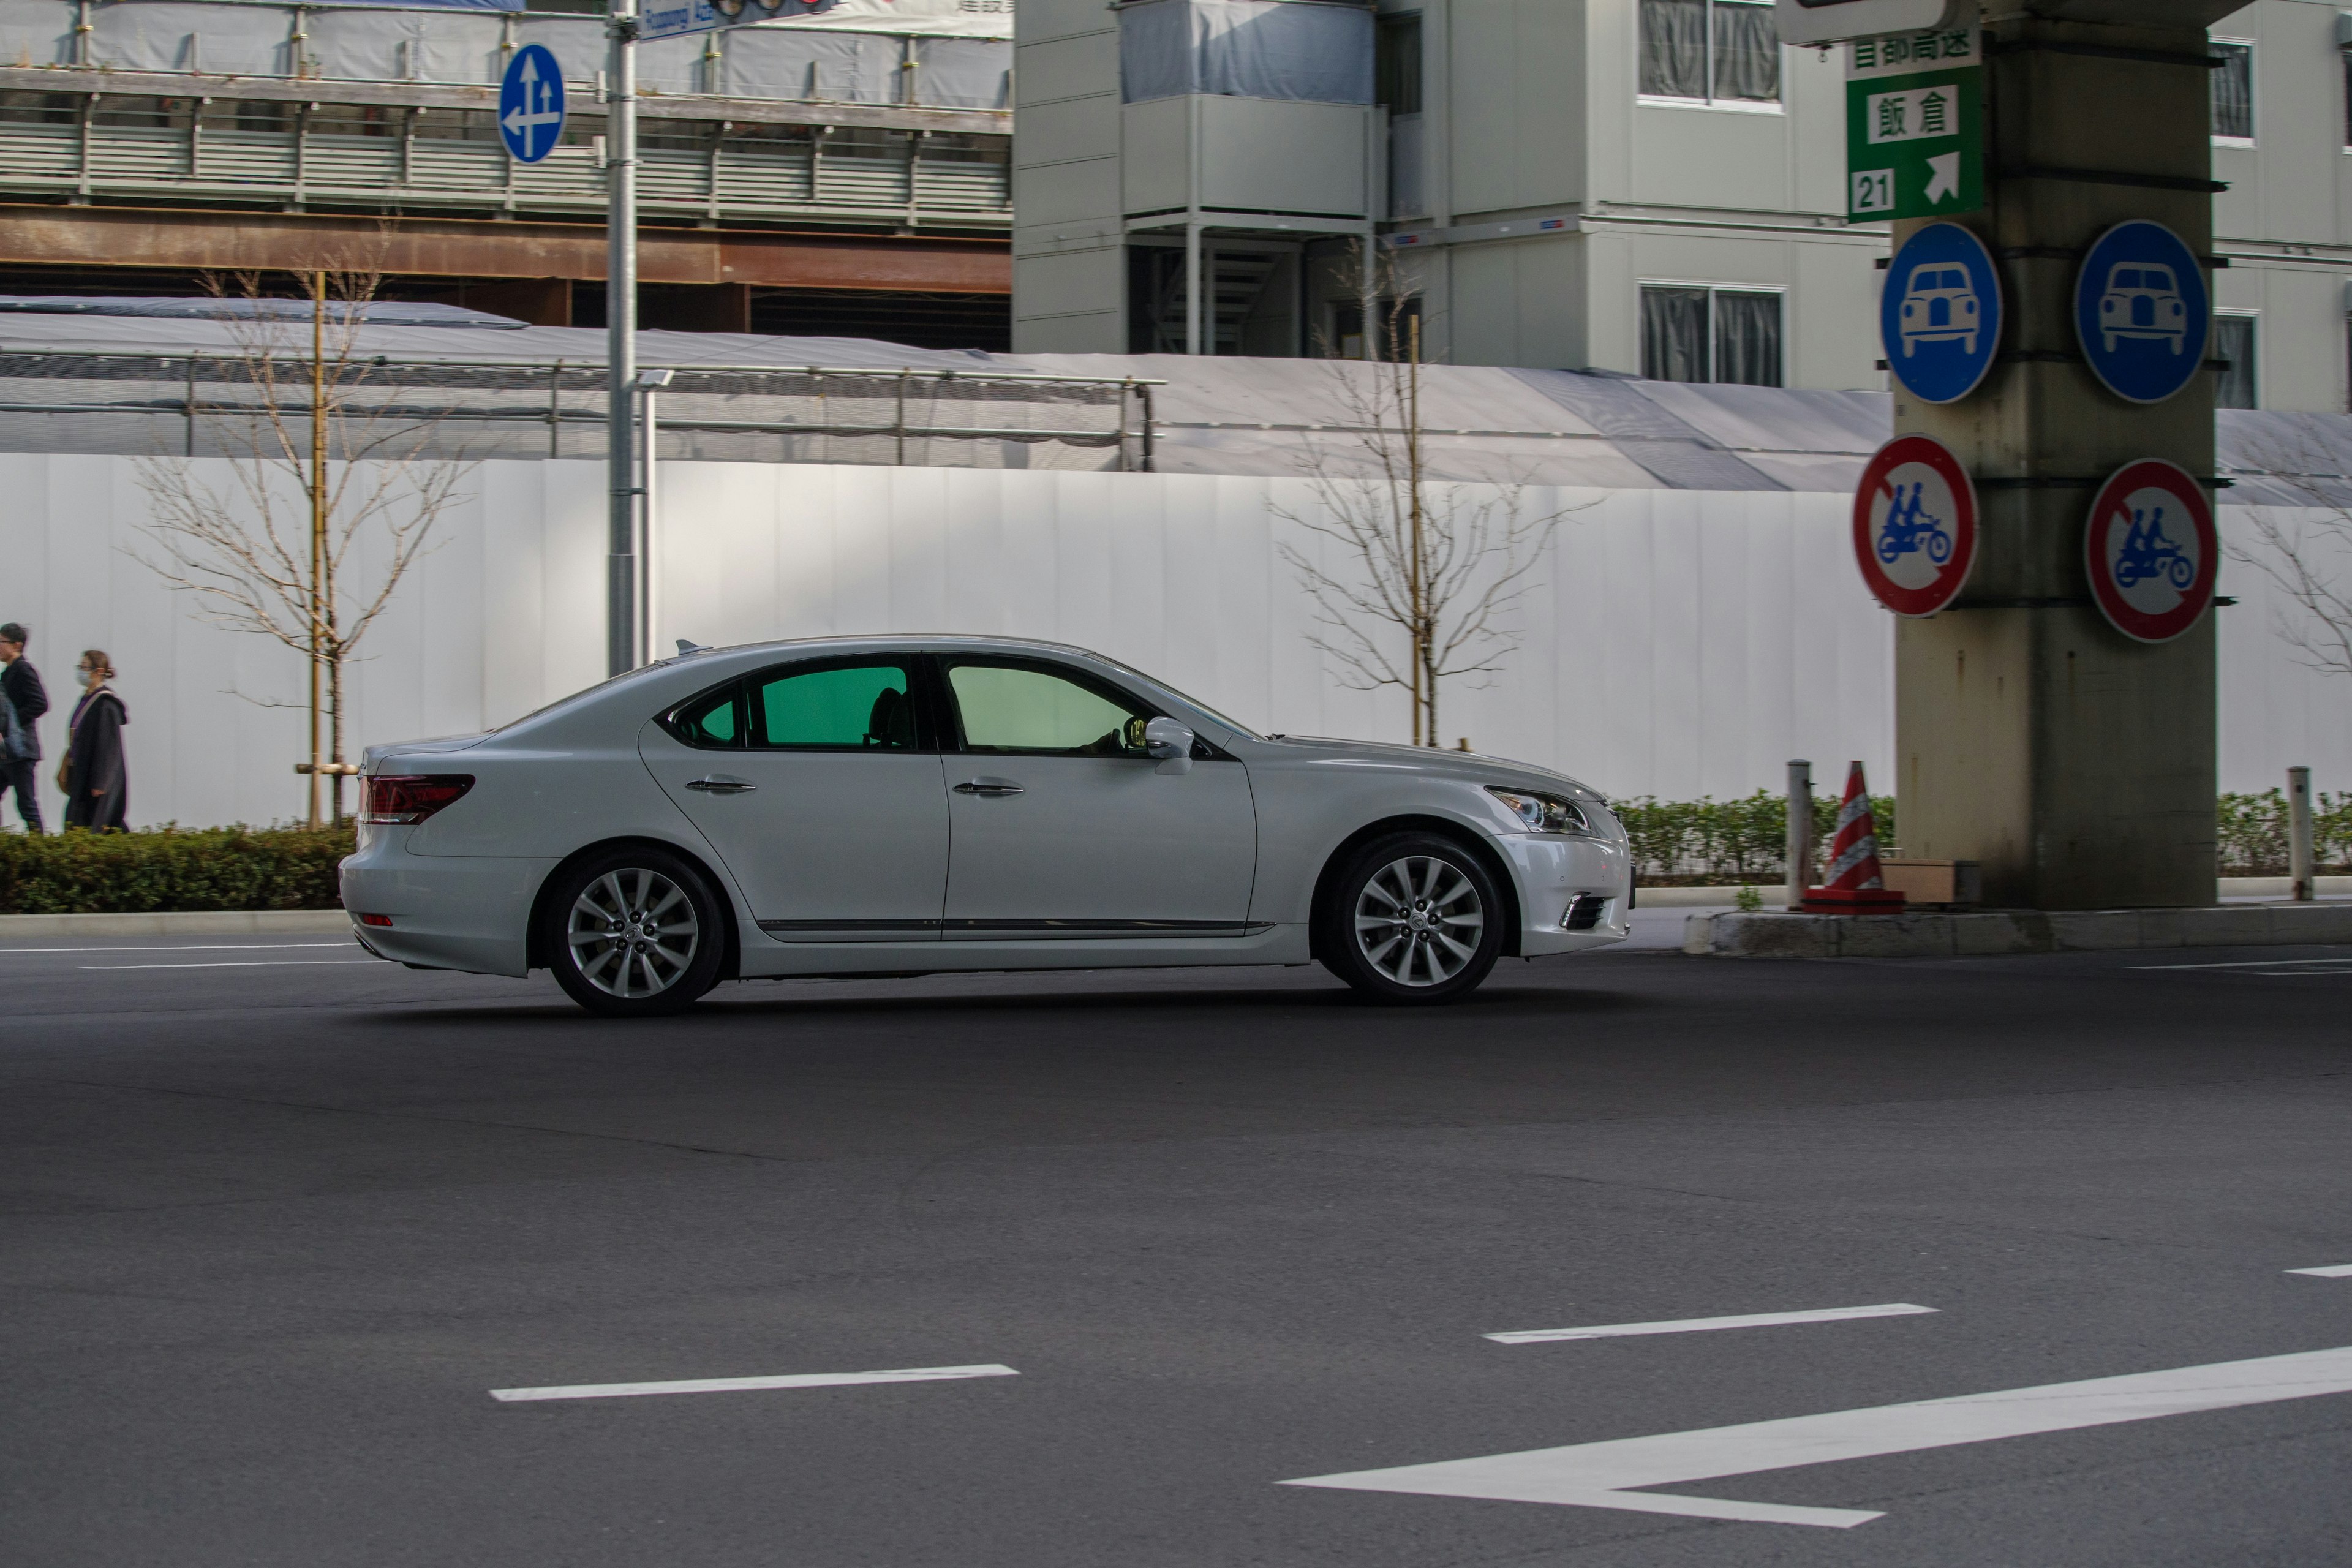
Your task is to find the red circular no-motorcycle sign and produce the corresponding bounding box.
[2083,459,2217,644]
[1853,435,1978,617]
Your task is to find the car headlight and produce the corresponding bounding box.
[1487,787,1591,836]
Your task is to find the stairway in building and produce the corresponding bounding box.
[1144,251,1280,355]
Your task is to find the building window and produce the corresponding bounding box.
[1640,0,1780,107]
[2212,40,2253,143]
[1640,285,1783,386]
[2214,312,2257,409]
[1378,17,1423,116]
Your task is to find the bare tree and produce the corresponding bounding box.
[1275,244,1574,747]
[2223,429,2352,683]
[133,267,473,826]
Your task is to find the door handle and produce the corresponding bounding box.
[954,778,1025,797]
[685,775,756,794]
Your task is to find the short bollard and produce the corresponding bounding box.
[1785,759,1812,913]
[2288,766,2315,903]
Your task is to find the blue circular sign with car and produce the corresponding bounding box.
[2073,221,2209,405]
[1881,222,2003,405]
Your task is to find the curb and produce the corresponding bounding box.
[0,909,351,938]
[1640,876,2352,909]
[1684,904,2352,959]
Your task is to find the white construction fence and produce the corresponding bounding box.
[0,451,2339,831]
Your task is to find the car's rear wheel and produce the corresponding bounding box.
[542,846,724,1017]
[1318,832,1503,1005]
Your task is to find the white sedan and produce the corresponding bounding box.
[341,637,1633,1016]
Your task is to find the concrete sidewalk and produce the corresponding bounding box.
[1686,903,2352,958]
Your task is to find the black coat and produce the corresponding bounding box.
[3,657,47,762]
[62,686,126,831]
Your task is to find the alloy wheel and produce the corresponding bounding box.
[1352,855,1486,988]
[567,867,700,999]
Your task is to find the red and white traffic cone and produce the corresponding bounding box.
[1804,762,1907,914]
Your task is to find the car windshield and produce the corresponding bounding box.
[1093,658,1260,739]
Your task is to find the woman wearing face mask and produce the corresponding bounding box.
[57,650,127,831]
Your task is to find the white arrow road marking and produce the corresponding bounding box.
[1281,1344,2352,1529]
[1925,151,1961,205]
[2288,1264,2352,1278]
[1488,1303,1936,1345]
[491,1363,1017,1403]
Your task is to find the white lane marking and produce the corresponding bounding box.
[2133,957,2352,971]
[490,1363,1020,1403]
[79,959,382,971]
[1280,1344,2352,1530]
[0,943,353,955]
[2288,1264,2352,1278]
[1488,1303,1937,1345]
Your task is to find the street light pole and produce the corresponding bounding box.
[605,0,639,677]
[636,367,673,665]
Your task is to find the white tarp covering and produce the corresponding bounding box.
[0,0,1009,94]
[1120,0,1374,105]
[756,0,1011,39]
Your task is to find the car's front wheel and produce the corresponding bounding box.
[1318,832,1504,1005]
[541,846,725,1017]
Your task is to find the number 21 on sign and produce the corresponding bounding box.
[1852,169,1895,214]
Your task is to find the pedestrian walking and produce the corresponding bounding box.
[58,650,127,832]
[0,622,48,834]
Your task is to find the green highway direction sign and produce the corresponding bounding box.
[1847,25,1983,222]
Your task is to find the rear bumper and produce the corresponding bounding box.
[1498,832,1633,957]
[339,829,551,978]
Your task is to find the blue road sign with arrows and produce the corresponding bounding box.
[499,43,566,165]
[1880,221,2002,404]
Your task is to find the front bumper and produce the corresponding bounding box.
[339,827,554,978]
[1496,831,1633,957]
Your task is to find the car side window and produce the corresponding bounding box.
[671,683,744,748]
[750,663,920,751]
[943,661,1152,758]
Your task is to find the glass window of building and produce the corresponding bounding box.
[2214,314,2257,410]
[1640,285,1783,387]
[1640,0,1780,107]
[2211,40,2253,142]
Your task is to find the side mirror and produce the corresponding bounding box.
[1143,716,1195,775]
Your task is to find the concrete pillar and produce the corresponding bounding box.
[1894,8,2219,910]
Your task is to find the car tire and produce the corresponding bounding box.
[1317,831,1505,1005]
[541,845,725,1017]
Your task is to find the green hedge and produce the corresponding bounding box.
[2217,790,2352,876]
[1613,791,1896,886]
[1619,790,2349,883]
[0,794,2333,911]
[0,824,353,914]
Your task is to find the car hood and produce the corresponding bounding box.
[1248,735,1605,802]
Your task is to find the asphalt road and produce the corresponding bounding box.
[5,919,2351,1567]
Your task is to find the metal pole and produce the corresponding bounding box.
[606,0,640,676]
[1359,232,1376,363]
[2288,765,2315,903]
[307,271,326,831]
[639,380,654,664]
[1785,759,1812,911]
[183,354,197,456]
[1183,222,1203,356]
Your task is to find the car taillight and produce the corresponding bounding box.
[360,774,474,825]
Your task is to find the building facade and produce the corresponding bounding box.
[0,0,1014,344]
[1016,0,2352,413]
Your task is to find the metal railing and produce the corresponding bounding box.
[0,350,1161,470]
